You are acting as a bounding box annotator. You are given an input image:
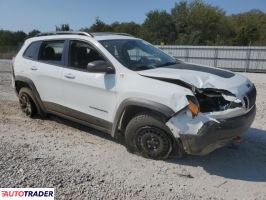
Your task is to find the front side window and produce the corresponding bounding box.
[68,40,105,70]
[99,39,179,71]
[39,40,65,63]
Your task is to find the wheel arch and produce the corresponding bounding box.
[15,76,47,114]
[111,98,175,138]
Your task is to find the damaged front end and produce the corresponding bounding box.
[166,85,257,155]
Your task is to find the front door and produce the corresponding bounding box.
[61,40,117,128]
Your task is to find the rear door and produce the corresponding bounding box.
[61,40,117,126]
[29,40,66,106]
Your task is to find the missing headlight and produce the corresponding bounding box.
[195,89,242,112]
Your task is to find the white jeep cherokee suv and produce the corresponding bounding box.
[12,32,256,159]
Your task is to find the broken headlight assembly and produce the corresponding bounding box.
[194,89,242,113]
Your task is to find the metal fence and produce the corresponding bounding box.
[158,45,266,73]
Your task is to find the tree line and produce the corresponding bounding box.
[1,0,266,48]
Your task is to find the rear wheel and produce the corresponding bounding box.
[125,112,174,159]
[19,88,37,118]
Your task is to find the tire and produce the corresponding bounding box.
[125,112,174,160]
[18,88,37,118]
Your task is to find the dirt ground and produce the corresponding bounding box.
[0,59,266,200]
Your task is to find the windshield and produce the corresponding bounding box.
[99,39,180,71]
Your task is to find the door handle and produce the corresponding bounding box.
[64,73,75,79]
[30,66,38,71]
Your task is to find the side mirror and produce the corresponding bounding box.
[87,60,115,74]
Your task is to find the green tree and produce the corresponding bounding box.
[140,10,176,44]
[171,0,234,45]
[14,31,27,46]
[188,1,231,45]
[171,1,190,44]
[88,18,112,32]
[0,30,14,46]
[0,30,26,46]
[27,29,41,38]
[111,22,141,36]
[230,10,266,45]
[55,24,71,31]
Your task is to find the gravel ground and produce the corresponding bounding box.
[0,60,266,200]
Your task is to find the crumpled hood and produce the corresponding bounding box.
[137,63,251,97]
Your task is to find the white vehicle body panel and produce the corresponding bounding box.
[30,61,62,104]
[61,68,117,122]
[13,43,63,105]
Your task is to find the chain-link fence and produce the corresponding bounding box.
[158,45,266,72]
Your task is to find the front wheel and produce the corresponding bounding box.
[125,112,174,160]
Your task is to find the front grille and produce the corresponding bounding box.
[245,85,256,109]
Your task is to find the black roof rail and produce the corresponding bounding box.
[36,31,93,37]
[36,31,134,38]
[90,32,134,37]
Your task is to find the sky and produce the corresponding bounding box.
[0,0,266,33]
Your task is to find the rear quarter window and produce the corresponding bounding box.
[23,41,41,60]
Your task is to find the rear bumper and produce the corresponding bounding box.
[179,105,256,155]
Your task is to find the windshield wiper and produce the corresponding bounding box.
[156,62,178,68]
[129,65,155,71]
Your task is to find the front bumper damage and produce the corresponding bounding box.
[166,81,257,155]
[166,104,256,156]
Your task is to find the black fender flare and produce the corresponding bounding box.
[15,76,47,114]
[111,98,175,138]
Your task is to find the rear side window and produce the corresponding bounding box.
[39,40,65,64]
[23,41,41,60]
